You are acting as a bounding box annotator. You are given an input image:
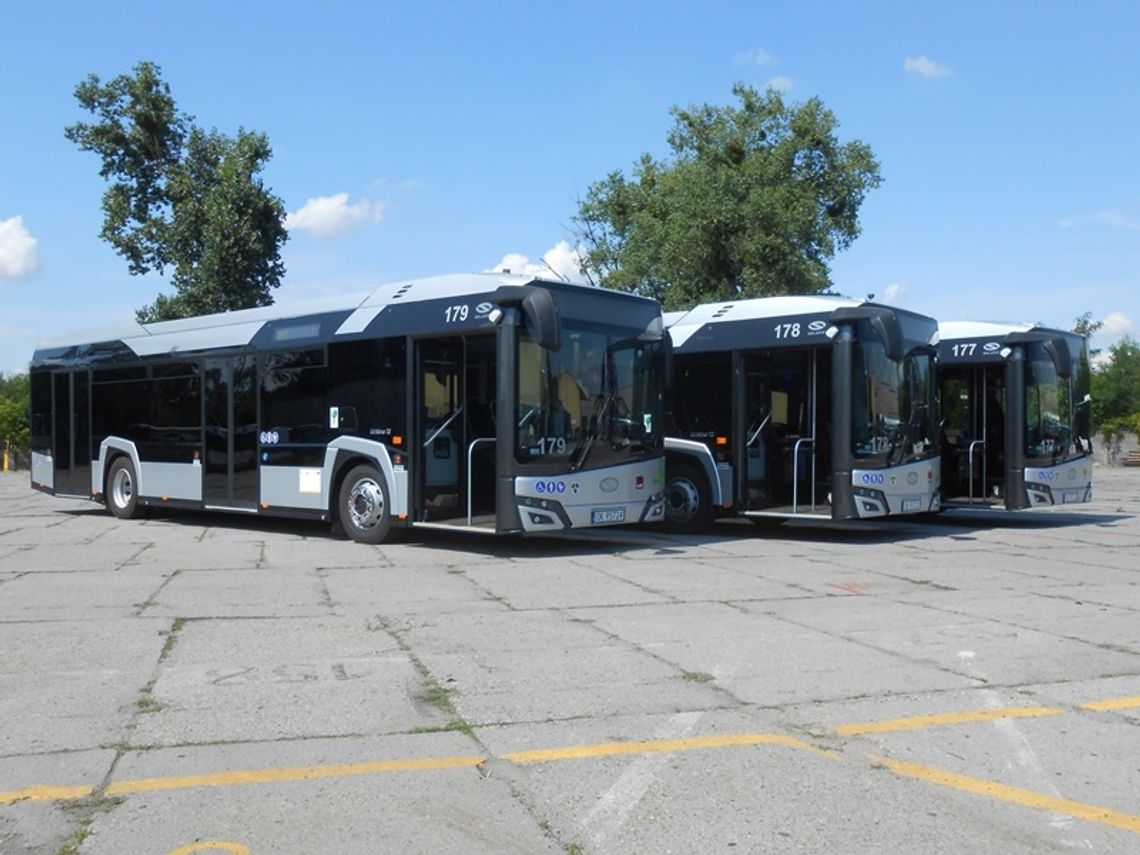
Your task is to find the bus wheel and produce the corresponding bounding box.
[106,457,142,520]
[664,463,712,533]
[338,464,394,544]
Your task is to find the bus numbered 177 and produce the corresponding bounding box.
[661,296,941,530]
[29,273,668,543]
[937,321,1093,510]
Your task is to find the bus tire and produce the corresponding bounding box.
[106,456,142,520]
[338,464,394,544]
[664,462,713,533]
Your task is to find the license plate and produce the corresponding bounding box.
[591,507,626,525]
[901,498,922,513]
[1061,490,1078,504]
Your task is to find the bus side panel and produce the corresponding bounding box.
[138,461,202,502]
[261,465,326,511]
[31,451,54,492]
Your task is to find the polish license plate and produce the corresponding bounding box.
[901,498,922,513]
[1061,490,1079,504]
[591,506,626,525]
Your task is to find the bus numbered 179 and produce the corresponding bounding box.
[661,296,941,530]
[29,273,668,543]
[937,321,1093,510]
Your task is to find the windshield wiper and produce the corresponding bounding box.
[570,393,616,471]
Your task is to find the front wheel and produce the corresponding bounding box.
[664,463,713,533]
[338,464,395,544]
[106,456,142,520]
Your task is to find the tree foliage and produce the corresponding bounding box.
[0,373,30,452]
[574,83,882,308]
[1092,336,1140,430]
[65,61,288,322]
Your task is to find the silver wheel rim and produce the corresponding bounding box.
[665,477,700,523]
[347,478,385,531]
[111,467,133,509]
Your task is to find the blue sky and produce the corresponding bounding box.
[2,0,1137,374]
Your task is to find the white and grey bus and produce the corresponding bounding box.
[937,321,1093,510]
[661,296,941,529]
[29,273,668,542]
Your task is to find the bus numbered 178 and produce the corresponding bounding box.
[29,273,668,543]
[937,321,1093,510]
[661,296,941,530]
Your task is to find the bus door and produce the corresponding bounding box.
[739,349,829,514]
[52,370,91,496]
[415,335,497,526]
[940,364,1005,503]
[203,355,259,508]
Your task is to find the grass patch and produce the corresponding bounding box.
[55,817,93,855]
[681,670,715,683]
[158,617,188,663]
[410,720,475,737]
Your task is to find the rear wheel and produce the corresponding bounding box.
[338,464,395,544]
[106,457,142,520]
[664,463,713,533]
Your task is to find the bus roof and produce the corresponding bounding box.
[32,273,658,367]
[665,295,860,349]
[938,320,1036,340]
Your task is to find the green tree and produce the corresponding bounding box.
[574,83,882,308]
[1092,336,1140,429]
[1072,311,1103,359]
[65,61,288,322]
[0,372,30,453]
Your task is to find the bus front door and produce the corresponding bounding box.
[203,356,259,509]
[416,335,497,527]
[940,364,1005,504]
[740,349,829,515]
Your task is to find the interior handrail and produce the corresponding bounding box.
[467,437,497,525]
[967,439,986,504]
[747,413,771,447]
[792,436,815,513]
[423,404,464,448]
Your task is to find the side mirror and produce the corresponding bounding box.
[492,285,561,350]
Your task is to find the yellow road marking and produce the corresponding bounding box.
[0,784,96,805]
[1082,695,1140,712]
[836,706,1063,736]
[105,754,485,796]
[875,755,1140,835]
[169,842,249,855]
[503,732,829,764]
[5,693,1139,806]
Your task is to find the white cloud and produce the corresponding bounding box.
[286,193,385,239]
[880,282,906,303]
[734,48,775,67]
[487,240,588,283]
[1093,210,1140,232]
[1102,312,1135,338]
[0,216,39,280]
[766,75,793,92]
[904,55,953,79]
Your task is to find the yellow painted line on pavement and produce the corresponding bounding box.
[503,732,832,764]
[7,693,1140,806]
[1082,695,1140,712]
[836,706,1063,736]
[0,783,96,805]
[104,754,486,796]
[875,755,1140,835]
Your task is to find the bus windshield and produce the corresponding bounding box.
[1025,342,1073,464]
[852,325,936,466]
[516,321,664,470]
